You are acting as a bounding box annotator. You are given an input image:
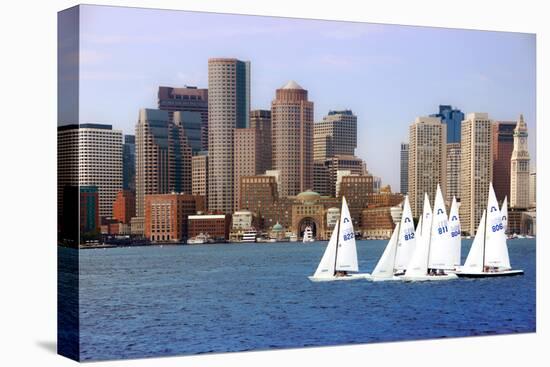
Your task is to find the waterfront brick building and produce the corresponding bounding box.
[492,121,516,203]
[188,214,231,241]
[157,86,209,151]
[362,206,395,239]
[271,80,313,198]
[144,193,205,242]
[112,190,135,224]
[338,175,374,229]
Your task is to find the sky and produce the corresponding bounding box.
[77,5,536,190]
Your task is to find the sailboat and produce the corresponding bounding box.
[456,183,523,278]
[448,195,462,270]
[401,187,458,282]
[368,195,416,281]
[308,196,370,281]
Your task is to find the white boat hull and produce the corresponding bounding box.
[401,273,458,282]
[366,275,403,282]
[308,273,371,282]
[455,269,524,278]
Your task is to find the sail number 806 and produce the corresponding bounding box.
[492,223,503,232]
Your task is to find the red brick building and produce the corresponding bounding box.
[144,193,205,242]
[492,121,516,203]
[188,214,231,241]
[112,190,135,224]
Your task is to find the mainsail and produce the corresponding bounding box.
[428,184,454,269]
[484,183,511,269]
[394,196,416,271]
[335,197,359,272]
[462,210,486,273]
[404,193,432,277]
[448,196,461,267]
[312,220,339,278]
[371,223,399,278]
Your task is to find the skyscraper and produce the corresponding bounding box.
[492,121,516,202]
[207,58,250,214]
[430,104,464,143]
[460,113,493,235]
[313,110,357,161]
[408,116,447,217]
[192,153,208,200]
[446,142,461,203]
[271,80,313,198]
[400,142,409,194]
[173,110,203,154]
[58,123,123,219]
[250,109,272,173]
[510,114,530,209]
[123,135,135,191]
[529,171,536,208]
[135,108,192,218]
[157,86,209,151]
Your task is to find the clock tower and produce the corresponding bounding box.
[510,114,530,209]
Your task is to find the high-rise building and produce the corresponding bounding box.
[123,135,135,191]
[112,190,136,224]
[492,121,516,202]
[192,152,208,200]
[446,142,461,203]
[233,110,273,210]
[313,161,330,196]
[460,113,493,235]
[272,80,314,198]
[400,143,409,194]
[338,174,374,228]
[408,116,447,217]
[430,105,464,143]
[173,111,203,154]
[208,58,250,214]
[80,186,100,234]
[58,123,123,219]
[313,110,357,161]
[135,108,192,218]
[250,110,272,173]
[157,86,209,151]
[510,114,530,209]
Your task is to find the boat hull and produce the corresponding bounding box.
[365,275,403,282]
[401,273,458,282]
[455,269,524,278]
[308,273,371,282]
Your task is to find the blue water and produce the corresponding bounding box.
[68,239,536,361]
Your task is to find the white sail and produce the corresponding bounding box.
[448,196,462,267]
[428,185,454,269]
[484,183,511,269]
[394,196,416,271]
[501,196,508,234]
[312,220,339,278]
[462,210,486,273]
[371,223,399,278]
[335,197,359,272]
[404,193,432,277]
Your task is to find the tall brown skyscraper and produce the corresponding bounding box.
[135,108,192,218]
[492,121,516,202]
[207,58,250,214]
[271,81,314,198]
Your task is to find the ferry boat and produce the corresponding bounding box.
[240,228,257,243]
[187,233,209,244]
[302,226,315,243]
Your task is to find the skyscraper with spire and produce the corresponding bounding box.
[510,114,530,209]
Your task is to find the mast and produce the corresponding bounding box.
[482,209,487,272]
[333,198,344,275]
[391,218,402,274]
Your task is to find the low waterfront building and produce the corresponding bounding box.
[130,216,144,237]
[361,206,395,239]
[144,193,205,242]
[521,211,536,236]
[112,190,135,224]
[338,174,374,229]
[188,214,231,241]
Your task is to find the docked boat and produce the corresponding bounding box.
[289,233,298,242]
[368,195,416,281]
[240,228,257,243]
[187,233,209,244]
[401,186,458,282]
[302,226,315,243]
[455,183,524,278]
[309,197,370,281]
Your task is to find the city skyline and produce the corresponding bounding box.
[76,5,536,190]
